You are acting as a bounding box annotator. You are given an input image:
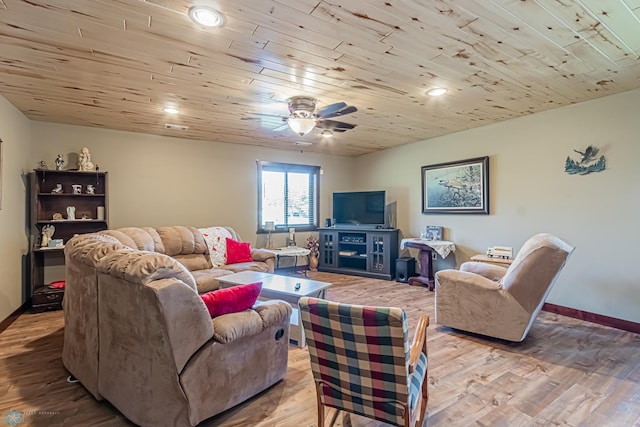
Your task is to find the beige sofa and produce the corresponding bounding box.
[62,230,291,427]
[99,226,276,293]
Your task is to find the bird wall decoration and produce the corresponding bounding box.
[565,145,606,175]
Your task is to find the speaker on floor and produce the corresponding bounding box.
[396,257,417,283]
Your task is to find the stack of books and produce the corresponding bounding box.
[339,250,358,256]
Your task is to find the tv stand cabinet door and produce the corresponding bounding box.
[319,230,338,268]
[367,233,387,275]
[366,231,398,278]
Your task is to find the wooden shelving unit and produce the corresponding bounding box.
[29,169,108,311]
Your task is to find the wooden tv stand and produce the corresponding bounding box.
[318,227,399,280]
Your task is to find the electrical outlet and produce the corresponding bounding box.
[432,251,437,260]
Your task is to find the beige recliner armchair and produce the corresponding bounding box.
[434,233,575,342]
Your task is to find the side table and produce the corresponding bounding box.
[270,247,311,273]
[400,238,456,291]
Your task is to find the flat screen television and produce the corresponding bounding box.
[332,191,386,228]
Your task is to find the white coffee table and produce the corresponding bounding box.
[217,271,332,348]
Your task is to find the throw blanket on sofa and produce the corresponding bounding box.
[199,227,233,267]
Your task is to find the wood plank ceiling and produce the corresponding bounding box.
[1,0,639,156]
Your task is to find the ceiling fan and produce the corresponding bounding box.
[273,96,357,136]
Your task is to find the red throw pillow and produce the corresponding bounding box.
[226,237,253,264]
[201,281,263,317]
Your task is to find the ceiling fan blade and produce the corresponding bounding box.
[272,122,290,132]
[317,119,356,130]
[319,105,357,119]
[317,102,347,118]
[254,112,286,118]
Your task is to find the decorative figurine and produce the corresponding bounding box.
[78,146,95,171]
[41,225,55,248]
[51,183,63,194]
[66,206,76,220]
[38,160,48,169]
[52,213,63,220]
[86,184,95,194]
[55,154,65,170]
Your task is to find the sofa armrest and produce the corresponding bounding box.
[435,269,529,341]
[460,261,508,282]
[211,301,291,343]
[251,248,276,262]
[436,269,503,293]
[435,269,507,324]
[212,310,264,343]
[253,300,292,327]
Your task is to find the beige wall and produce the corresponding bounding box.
[29,123,355,249]
[3,90,638,325]
[355,89,640,323]
[0,96,32,321]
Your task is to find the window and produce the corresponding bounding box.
[257,161,319,233]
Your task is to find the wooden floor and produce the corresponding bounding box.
[1,272,639,427]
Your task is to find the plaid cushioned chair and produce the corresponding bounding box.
[299,297,429,427]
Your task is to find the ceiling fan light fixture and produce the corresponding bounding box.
[426,87,448,97]
[321,129,333,138]
[188,6,224,27]
[288,117,316,136]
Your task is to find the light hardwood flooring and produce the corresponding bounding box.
[1,272,639,427]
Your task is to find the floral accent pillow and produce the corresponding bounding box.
[199,227,233,267]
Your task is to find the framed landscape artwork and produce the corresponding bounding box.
[421,156,489,214]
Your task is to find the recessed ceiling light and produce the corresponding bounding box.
[163,106,180,114]
[188,6,224,28]
[426,87,448,97]
[320,130,333,138]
